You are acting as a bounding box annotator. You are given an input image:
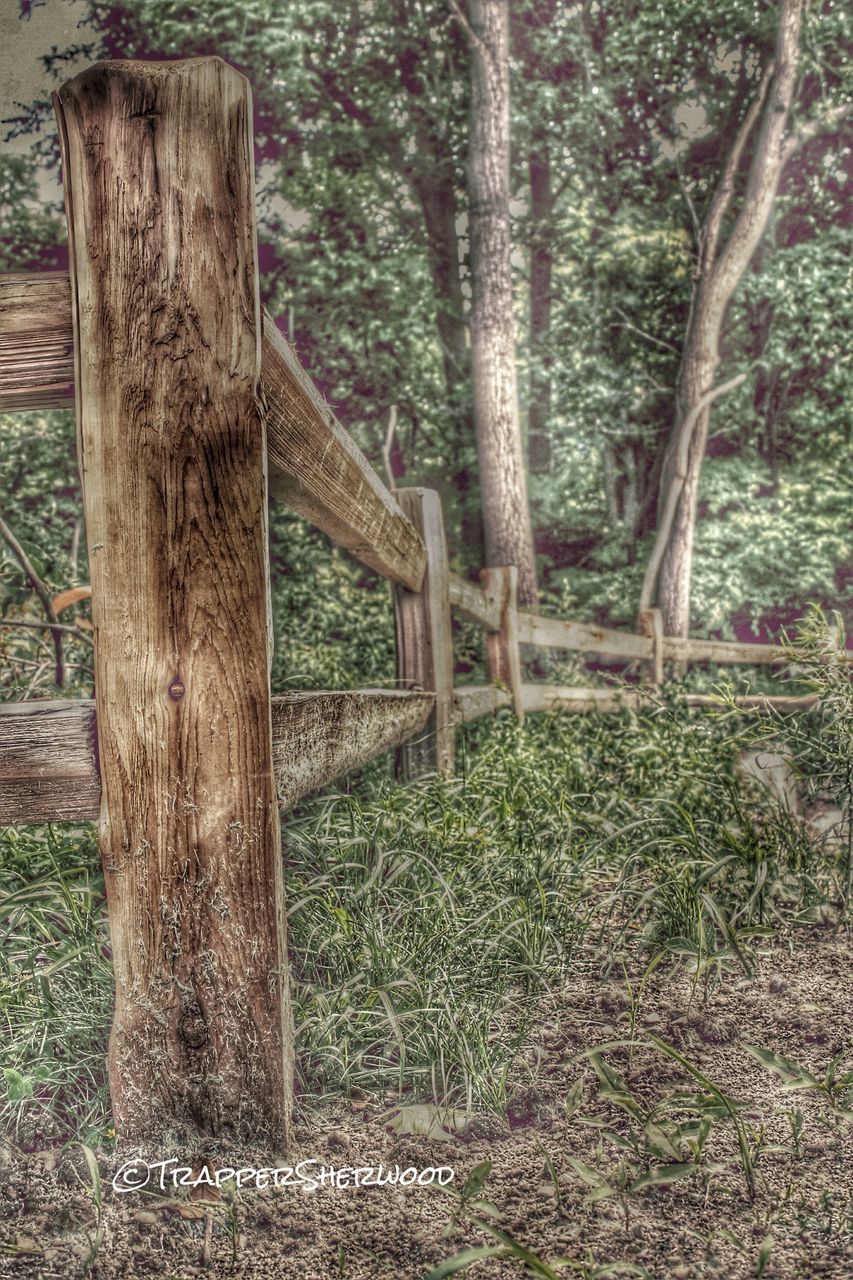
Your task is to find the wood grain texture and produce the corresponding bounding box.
[517,611,653,661]
[0,699,100,822]
[271,689,433,805]
[638,607,664,685]
[393,488,455,777]
[262,313,426,590]
[521,684,642,715]
[0,271,74,411]
[481,566,523,721]
[55,57,291,1148]
[0,272,426,592]
[447,570,502,631]
[663,636,790,666]
[0,691,434,824]
[453,683,512,724]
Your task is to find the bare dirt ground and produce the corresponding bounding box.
[1,927,850,1280]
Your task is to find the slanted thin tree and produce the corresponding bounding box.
[645,0,851,637]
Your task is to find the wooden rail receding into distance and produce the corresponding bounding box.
[0,270,426,593]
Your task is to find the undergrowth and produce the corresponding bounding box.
[0,620,849,1148]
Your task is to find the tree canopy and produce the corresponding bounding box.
[2,0,850,645]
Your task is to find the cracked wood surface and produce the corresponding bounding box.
[0,690,434,824]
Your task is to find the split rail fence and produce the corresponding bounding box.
[0,57,848,1147]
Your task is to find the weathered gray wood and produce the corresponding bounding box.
[517,611,653,661]
[0,272,426,593]
[453,683,512,724]
[638,607,664,684]
[521,686,819,715]
[481,566,524,721]
[55,56,291,1148]
[261,312,426,590]
[0,699,100,822]
[271,689,434,804]
[393,488,455,777]
[447,570,502,631]
[684,694,819,712]
[0,271,74,411]
[521,684,642,714]
[0,690,434,824]
[664,636,791,666]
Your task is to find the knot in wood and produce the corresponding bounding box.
[168,677,185,701]
[179,1002,208,1050]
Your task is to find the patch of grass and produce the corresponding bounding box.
[0,621,849,1144]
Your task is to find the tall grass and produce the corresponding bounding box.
[0,622,849,1144]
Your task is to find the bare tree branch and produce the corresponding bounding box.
[782,100,853,165]
[611,309,680,355]
[448,0,487,53]
[0,514,66,684]
[382,403,398,494]
[702,59,776,272]
[639,372,747,612]
[0,617,93,642]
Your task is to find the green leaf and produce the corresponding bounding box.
[567,1157,607,1188]
[756,1233,774,1280]
[3,1068,33,1100]
[644,1121,682,1161]
[630,1162,697,1191]
[461,1160,492,1202]
[744,1046,820,1089]
[423,1245,507,1278]
[564,1076,584,1121]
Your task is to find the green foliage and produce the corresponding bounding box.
[0,154,65,270]
[1,638,848,1142]
[4,0,850,632]
[268,505,395,691]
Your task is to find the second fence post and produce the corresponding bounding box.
[393,488,455,778]
[481,566,524,721]
[638,606,664,685]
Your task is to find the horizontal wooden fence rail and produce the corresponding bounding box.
[515,605,850,668]
[0,270,426,593]
[0,690,433,825]
[448,587,845,729]
[447,570,503,631]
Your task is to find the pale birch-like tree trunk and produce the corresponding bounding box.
[465,0,538,603]
[653,0,807,637]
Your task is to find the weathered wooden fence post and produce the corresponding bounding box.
[638,606,664,685]
[393,488,454,777]
[54,58,292,1148]
[480,566,524,721]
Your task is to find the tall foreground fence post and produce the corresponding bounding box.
[393,488,454,778]
[55,58,292,1147]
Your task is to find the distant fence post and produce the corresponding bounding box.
[480,566,524,721]
[393,488,454,778]
[55,58,292,1148]
[638,607,664,685]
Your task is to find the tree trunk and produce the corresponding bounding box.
[528,134,553,474]
[466,0,538,603]
[655,0,805,637]
[412,166,470,420]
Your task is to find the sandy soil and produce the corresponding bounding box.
[1,928,850,1280]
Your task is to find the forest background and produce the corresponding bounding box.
[1,0,850,694]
